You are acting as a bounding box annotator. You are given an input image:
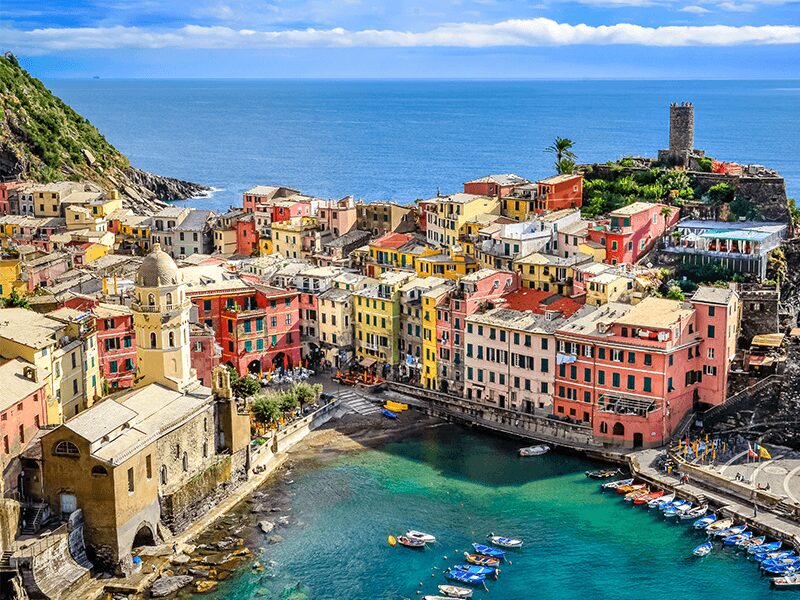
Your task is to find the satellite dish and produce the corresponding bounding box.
[646,262,653,268]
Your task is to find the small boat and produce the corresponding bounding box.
[680,505,708,520]
[738,535,766,548]
[451,565,499,579]
[693,514,717,529]
[488,535,523,549]
[585,469,622,479]
[723,531,753,546]
[603,478,634,490]
[635,490,664,505]
[424,596,460,600]
[444,570,487,586]
[762,559,800,575]
[397,535,426,549]
[693,542,713,557]
[471,543,505,560]
[772,575,800,588]
[382,409,398,419]
[437,584,474,598]
[714,524,746,538]
[384,401,409,412]
[748,541,782,555]
[463,552,500,567]
[650,492,675,509]
[756,550,795,563]
[406,530,436,544]
[519,445,550,457]
[616,484,647,495]
[664,502,693,518]
[706,518,734,533]
[624,487,650,502]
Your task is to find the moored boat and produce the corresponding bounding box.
[424,596,460,600]
[444,570,487,587]
[756,550,795,563]
[738,535,766,549]
[772,574,800,588]
[586,469,622,479]
[723,531,753,546]
[635,490,664,505]
[463,552,500,567]
[624,487,650,502]
[748,541,782,555]
[519,445,550,457]
[650,492,675,509]
[665,501,693,518]
[382,409,398,419]
[693,514,717,529]
[706,518,734,533]
[693,542,713,557]
[762,559,800,574]
[714,524,746,538]
[397,535,426,549]
[406,530,436,544]
[680,504,708,520]
[437,584,474,598]
[616,483,647,495]
[603,478,634,490]
[451,565,499,579]
[471,543,505,560]
[488,534,523,549]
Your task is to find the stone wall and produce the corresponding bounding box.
[0,498,20,553]
[736,284,781,344]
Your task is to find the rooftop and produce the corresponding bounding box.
[371,232,412,250]
[0,308,64,349]
[692,286,736,305]
[609,201,662,217]
[93,302,132,319]
[174,209,215,231]
[615,297,694,329]
[537,173,582,185]
[466,307,564,334]
[0,359,45,412]
[465,174,530,187]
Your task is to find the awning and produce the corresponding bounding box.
[359,357,377,368]
[751,333,784,348]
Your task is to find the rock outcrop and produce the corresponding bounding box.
[150,575,193,597]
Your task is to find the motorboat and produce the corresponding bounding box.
[680,505,708,520]
[586,469,623,479]
[693,514,717,529]
[437,584,474,598]
[706,518,734,533]
[714,524,746,538]
[463,552,500,567]
[635,490,664,506]
[406,530,436,544]
[451,565,499,579]
[693,542,713,557]
[444,570,487,587]
[723,531,753,546]
[664,502,693,518]
[471,543,505,560]
[397,535,426,549]
[772,575,800,588]
[617,484,647,495]
[488,535,523,549]
[650,492,675,509]
[603,478,634,490]
[519,445,550,457]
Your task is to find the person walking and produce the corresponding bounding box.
[753,503,758,517]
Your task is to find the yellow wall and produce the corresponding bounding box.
[420,294,439,390]
[0,259,25,298]
[258,237,273,256]
[501,197,536,222]
[415,254,477,280]
[579,242,606,263]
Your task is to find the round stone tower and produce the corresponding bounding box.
[669,102,694,164]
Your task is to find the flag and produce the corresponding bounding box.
[759,445,772,460]
[747,444,758,460]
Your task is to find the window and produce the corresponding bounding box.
[612,373,620,388]
[707,348,715,359]
[644,354,652,367]
[584,368,591,383]
[708,306,716,317]
[146,454,153,479]
[204,299,212,311]
[599,422,608,434]
[91,465,108,476]
[109,360,118,373]
[160,465,168,485]
[644,377,652,393]
[707,325,716,338]
[627,375,635,390]
[150,332,157,348]
[598,370,605,385]
[182,452,189,472]
[127,468,135,493]
[169,332,175,347]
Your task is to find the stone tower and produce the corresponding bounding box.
[669,102,694,166]
[131,243,196,392]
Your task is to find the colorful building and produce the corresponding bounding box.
[242,185,300,213]
[316,197,357,236]
[425,193,501,249]
[93,303,137,391]
[366,232,438,277]
[415,248,479,280]
[513,252,593,295]
[533,174,583,213]
[463,174,530,199]
[587,202,679,266]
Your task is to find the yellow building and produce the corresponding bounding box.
[271,216,318,260]
[420,284,451,390]
[258,237,273,256]
[513,252,593,295]
[317,286,355,368]
[586,272,632,306]
[425,193,501,249]
[366,232,438,277]
[116,212,152,253]
[501,195,537,222]
[0,257,26,299]
[353,271,415,369]
[30,182,107,218]
[579,240,607,263]
[415,248,478,280]
[87,191,122,218]
[65,205,107,232]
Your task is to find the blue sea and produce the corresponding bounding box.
[45,79,800,211]
[195,425,782,600]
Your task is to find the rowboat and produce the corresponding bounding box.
[382,409,398,419]
[624,487,650,502]
[471,543,505,560]
[693,514,717,529]
[693,542,713,557]
[664,501,693,518]
[772,575,800,588]
[424,596,461,600]
[616,484,647,495]
[384,401,409,412]
[397,535,426,549]
[762,559,800,575]
[755,550,794,563]
[738,535,766,548]
[706,518,734,533]
[406,530,436,544]
[723,531,753,546]
[519,445,550,457]
[714,524,746,538]
[463,552,500,567]
[680,504,708,520]
[650,492,675,508]
[444,570,487,587]
[602,478,634,490]
[660,499,687,514]
[586,469,622,479]
[748,541,782,555]
[635,490,664,505]
[437,584,474,598]
[451,565,499,579]
[488,535,523,549]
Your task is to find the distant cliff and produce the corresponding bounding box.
[0,52,209,214]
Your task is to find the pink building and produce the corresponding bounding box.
[553,290,738,449]
[93,303,137,390]
[587,202,679,266]
[271,199,312,223]
[22,252,71,292]
[434,269,520,394]
[316,197,357,237]
[190,323,221,387]
[0,182,29,216]
[0,359,47,494]
[463,174,530,198]
[242,185,300,213]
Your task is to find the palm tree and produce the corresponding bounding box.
[660,206,673,229]
[545,137,576,173]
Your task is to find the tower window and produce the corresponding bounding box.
[169,332,175,347]
[150,332,157,348]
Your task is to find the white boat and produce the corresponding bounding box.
[706,518,734,533]
[603,478,634,490]
[519,445,550,456]
[437,584,474,598]
[648,492,675,508]
[488,534,523,549]
[680,504,708,520]
[772,575,800,588]
[406,530,436,544]
[425,596,464,600]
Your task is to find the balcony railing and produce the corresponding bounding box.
[597,392,658,417]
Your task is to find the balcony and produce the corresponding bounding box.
[597,392,658,417]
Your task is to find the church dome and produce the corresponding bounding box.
[136,243,180,287]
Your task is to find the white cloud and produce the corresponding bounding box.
[5,18,800,54]
[718,1,757,10]
[679,5,712,12]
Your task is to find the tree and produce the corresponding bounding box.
[545,137,576,173]
[251,395,282,426]
[3,289,30,309]
[227,367,261,399]
[293,382,322,405]
[660,206,673,228]
[666,285,685,301]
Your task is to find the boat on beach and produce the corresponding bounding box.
[488,534,523,548]
[451,565,499,579]
[397,535,426,549]
[463,552,500,567]
[444,570,487,587]
[471,543,505,560]
[519,445,550,456]
[406,530,436,544]
[602,478,634,490]
[693,542,713,557]
[437,584,474,598]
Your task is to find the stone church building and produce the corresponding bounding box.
[34,244,251,566]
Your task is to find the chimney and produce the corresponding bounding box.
[23,365,37,382]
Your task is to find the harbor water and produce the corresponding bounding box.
[197,424,783,599]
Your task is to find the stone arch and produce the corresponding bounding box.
[612,422,625,436]
[131,522,157,550]
[150,332,157,348]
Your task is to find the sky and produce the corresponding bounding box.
[2,0,800,78]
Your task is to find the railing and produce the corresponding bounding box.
[15,522,68,559]
[702,374,783,425]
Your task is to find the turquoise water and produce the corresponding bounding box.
[44,79,800,211]
[203,425,782,599]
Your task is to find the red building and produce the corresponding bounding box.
[0,182,28,216]
[235,214,259,256]
[587,202,679,266]
[93,303,137,390]
[271,199,311,223]
[242,185,300,213]
[463,174,530,198]
[534,174,583,213]
[189,282,301,376]
[0,359,48,493]
[552,291,738,449]
[190,323,221,387]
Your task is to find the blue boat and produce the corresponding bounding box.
[693,514,717,529]
[661,499,687,513]
[756,550,795,563]
[444,569,487,586]
[749,541,782,555]
[382,409,397,419]
[693,542,713,557]
[715,524,746,538]
[763,560,800,575]
[452,565,499,578]
[471,543,506,560]
[762,555,799,568]
[664,501,692,518]
[723,531,752,546]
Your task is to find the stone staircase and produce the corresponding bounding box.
[337,389,381,415]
